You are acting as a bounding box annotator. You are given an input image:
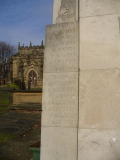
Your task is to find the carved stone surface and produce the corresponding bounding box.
[44,22,78,72]
[41,0,120,160]
[78,129,120,160]
[80,14,120,70]
[56,0,76,23]
[78,1,120,160]
[42,72,78,127]
[79,69,120,129]
[41,1,78,159]
[41,21,78,160]
[53,0,61,24]
[41,127,77,160]
[80,0,118,17]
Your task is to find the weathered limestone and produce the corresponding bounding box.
[80,9,120,70]
[78,129,120,160]
[53,0,61,24]
[41,0,78,160]
[78,0,120,159]
[44,22,78,73]
[79,69,120,129]
[41,0,120,159]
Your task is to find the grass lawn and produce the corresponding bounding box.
[0,93,10,105]
[0,133,16,143]
[0,92,10,114]
[0,93,10,96]
[0,84,18,89]
[0,99,10,105]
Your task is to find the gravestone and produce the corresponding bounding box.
[41,0,120,159]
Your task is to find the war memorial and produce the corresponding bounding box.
[41,0,120,159]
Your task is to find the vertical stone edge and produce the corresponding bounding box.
[41,22,79,160]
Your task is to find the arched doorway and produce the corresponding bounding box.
[28,70,37,87]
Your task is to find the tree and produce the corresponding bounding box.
[0,41,17,84]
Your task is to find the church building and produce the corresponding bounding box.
[11,41,44,90]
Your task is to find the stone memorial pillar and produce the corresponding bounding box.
[41,0,79,160]
[41,0,120,159]
[78,0,120,159]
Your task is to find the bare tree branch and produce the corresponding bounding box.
[0,41,17,84]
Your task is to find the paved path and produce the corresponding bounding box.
[0,110,41,160]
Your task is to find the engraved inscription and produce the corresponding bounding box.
[42,72,78,127]
[44,22,78,72]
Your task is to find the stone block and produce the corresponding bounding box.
[41,127,77,160]
[80,0,118,17]
[42,72,78,127]
[12,92,42,105]
[53,0,61,24]
[44,22,78,73]
[78,129,120,160]
[80,14,120,70]
[79,69,120,129]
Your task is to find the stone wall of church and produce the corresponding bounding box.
[12,42,44,90]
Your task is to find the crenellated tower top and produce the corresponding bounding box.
[18,41,44,50]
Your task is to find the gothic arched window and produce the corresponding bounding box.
[28,70,37,86]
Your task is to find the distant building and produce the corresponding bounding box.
[11,41,44,90]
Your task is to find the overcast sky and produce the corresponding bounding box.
[0,0,53,47]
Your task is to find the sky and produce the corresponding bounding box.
[0,0,53,48]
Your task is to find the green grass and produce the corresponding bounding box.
[0,92,10,113]
[0,133,16,143]
[0,93,10,97]
[0,99,10,105]
[0,83,19,89]
[0,98,10,105]
[0,93,10,105]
